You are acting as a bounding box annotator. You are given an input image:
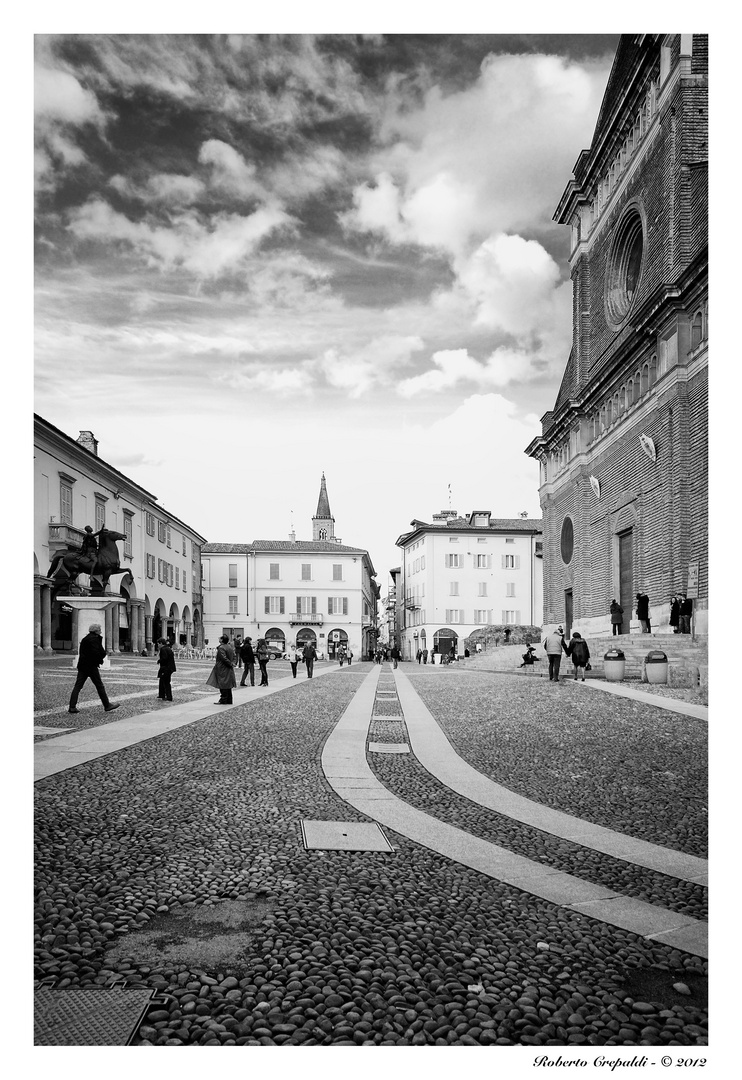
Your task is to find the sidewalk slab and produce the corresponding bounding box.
[583,680,708,720]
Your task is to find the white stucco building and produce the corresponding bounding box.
[396,510,544,660]
[34,415,207,654]
[201,475,379,659]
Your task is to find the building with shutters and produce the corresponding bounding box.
[34,415,207,654]
[395,510,543,661]
[201,474,380,659]
[526,35,708,639]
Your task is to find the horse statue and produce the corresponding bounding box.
[48,526,126,596]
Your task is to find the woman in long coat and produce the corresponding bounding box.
[669,595,681,633]
[609,600,624,636]
[207,635,236,703]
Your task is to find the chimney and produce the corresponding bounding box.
[77,430,99,456]
[289,530,296,542]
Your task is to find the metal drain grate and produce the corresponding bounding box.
[369,742,410,754]
[35,987,155,1046]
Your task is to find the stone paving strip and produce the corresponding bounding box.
[34,665,340,781]
[392,668,707,886]
[322,667,707,959]
[582,680,708,721]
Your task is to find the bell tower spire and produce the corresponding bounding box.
[312,473,335,541]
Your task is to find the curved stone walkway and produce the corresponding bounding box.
[321,667,707,958]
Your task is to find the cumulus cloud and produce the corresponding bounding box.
[110,173,205,206]
[221,365,315,395]
[397,346,537,398]
[198,139,266,200]
[67,198,295,279]
[35,64,108,190]
[315,334,425,397]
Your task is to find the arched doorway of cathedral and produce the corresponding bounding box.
[612,502,638,635]
[296,627,317,649]
[327,628,348,659]
[434,628,458,660]
[265,627,286,657]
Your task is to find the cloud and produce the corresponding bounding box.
[198,139,266,200]
[67,198,295,279]
[110,173,206,206]
[220,365,315,395]
[397,346,537,398]
[315,334,425,397]
[35,65,106,128]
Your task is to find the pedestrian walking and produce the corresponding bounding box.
[679,594,693,634]
[288,643,300,678]
[610,600,624,636]
[337,644,346,667]
[346,647,353,666]
[635,592,651,633]
[234,635,243,668]
[543,625,566,683]
[422,648,428,664]
[207,635,237,703]
[239,637,255,686]
[303,640,317,678]
[565,631,590,682]
[157,637,176,700]
[255,639,270,685]
[669,595,680,634]
[68,623,121,714]
[390,645,400,669]
[416,649,422,664]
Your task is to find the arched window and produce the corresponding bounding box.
[606,400,613,426]
[641,365,649,395]
[649,355,658,386]
[627,379,634,407]
[619,387,626,414]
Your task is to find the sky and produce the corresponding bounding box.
[34,30,621,586]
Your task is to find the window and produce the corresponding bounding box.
[302,563,312,580]
[501,610,521,624]
[560,517,574,565]
[474,610,492,624]
[332,564,343,581]
[605,206,644,328]
[146,554,156,578]
[175,567,180,589]
[265,596,285,614]
[297,596,316,614]
[445,609,462,623]
[328,597,348,615]
[60,480,73,526]
[182,536,187,556]
[228,563,238,588]
[476,554,491,568]
[445,554,461,568]
[158,558,163,582]
[477,538,487,544]
[268,563,280,580]
[420,556,425,569]
[505,538,515,544]
[123,515,133,557]
[168,564,174,587]
[166,525,172,548]
[502,554,520,569]
[158,520,166,543]
[449,537,459,543]
[95,498,106,532]
[228,596,238,614]
[449,582,459,596]
[318,528,327,540]
[506,583,516,597]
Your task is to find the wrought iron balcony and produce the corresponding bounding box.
[289,612,324,625]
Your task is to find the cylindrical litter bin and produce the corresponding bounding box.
[645,649,668,684]
[603,648,626,682]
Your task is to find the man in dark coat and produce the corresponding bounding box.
[670,595,681,633]
[239,637,255,686]
[68,623,120,714]
[207,635,237,703]
[679,594,693,634]
[610,600,624,635]
[302,640,317,678]
[157,637,176,700]
[635,592,651,633]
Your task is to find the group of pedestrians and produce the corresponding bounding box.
[541,626,591,683]
[670,594,693,634]
[205,636,321,703]
[336,644,353,666]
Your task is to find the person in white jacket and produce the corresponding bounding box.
[542,626,566,683]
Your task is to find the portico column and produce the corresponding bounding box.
[130,602,140,654]
[71,608,80,651]
[145,615,153,653]
[110,603,120,653]
[105,605,113,652]
[41,585,53,653]
[34,582,42,649]
[139,607,146,654]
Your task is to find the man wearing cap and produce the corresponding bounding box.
[68,623,121,714]
[542,625,566,683]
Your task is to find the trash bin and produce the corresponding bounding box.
[603,648,626,682]
[645,649,668,684]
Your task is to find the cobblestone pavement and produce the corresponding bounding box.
[34,661,708,1050]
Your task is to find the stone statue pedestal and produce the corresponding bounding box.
[58,594,126,669]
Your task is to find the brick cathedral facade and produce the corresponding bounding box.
[526,35,708,637]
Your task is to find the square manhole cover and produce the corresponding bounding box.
[35,988,154,1046]
[301,820,394,852]
[369,742,410,754]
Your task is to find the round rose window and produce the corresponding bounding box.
[560,516,574,564]
[605,207,644,329]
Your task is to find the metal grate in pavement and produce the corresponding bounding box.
[300,820,394,852]
[35,987,155,1046]
[369,742,410,754]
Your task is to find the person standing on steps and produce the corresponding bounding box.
[68,623,120,714]
[157,637,176,700]
[636,592,651,634]
[679,594,693,635]
[239,637,255,686]
[543,625,566,683]
[669,595,680,634]
[207,635,236,703]
[610,599,624,636]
